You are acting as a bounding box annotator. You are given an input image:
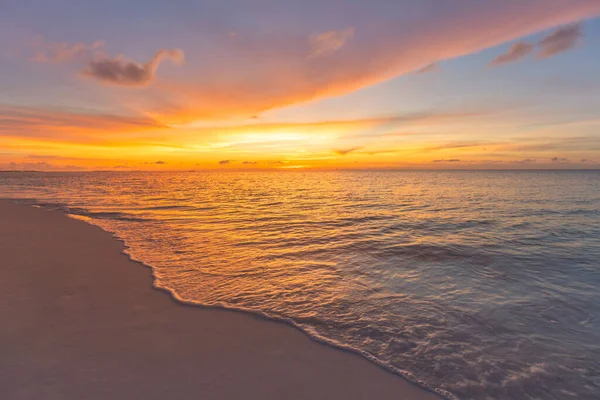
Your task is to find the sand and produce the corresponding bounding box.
[0,200,440,400]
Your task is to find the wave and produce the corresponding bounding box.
[31,201,149,222]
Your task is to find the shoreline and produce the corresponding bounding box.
[0,200,441,400]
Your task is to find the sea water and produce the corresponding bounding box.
[1,170,599,400]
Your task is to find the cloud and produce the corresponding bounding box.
[513,158,537,164]
[27,154,62,160]
[218,159,232,165]
[24,154,97,162]
[154,161,166,165]
[0,104,165,140]
[31,37,105,63]
[489,42,535,66]
[414,63,439,74]
[333,147,363,156]
[242,161,258,165]
[31,37,185,88]
[425,142,482,151]
[1,161,84,171]
[182,111,492,142]
[432,159,462,163]
[432,158,462,163]
[82,49,185,87]
[537,24,583,58]
[146,1,600,123]
[489,25,583,66]
[501,135,600,153]
[309,28,354,58]
[26,2,597,124]
[551,157,570,163]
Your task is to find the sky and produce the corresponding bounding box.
[1,0,600,171]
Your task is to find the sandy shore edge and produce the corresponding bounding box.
[0,200,441,400]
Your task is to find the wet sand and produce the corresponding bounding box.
[0,200,440,400]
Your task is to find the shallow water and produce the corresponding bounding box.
[1,170,599,400]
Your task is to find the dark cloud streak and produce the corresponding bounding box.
[489,42,534,66]
[537,24,583,58]
[333,147,363,156]
[513,158,537,164]
[82,49,185,87]
[489,23,583,66]
[414,63,439,74]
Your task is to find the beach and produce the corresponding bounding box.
[0,200,439,400]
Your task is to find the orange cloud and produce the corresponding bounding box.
[135,1,600,123]
[27,3,600,124]
[169,111,490,143]
[0,104,165,141]
[0,161,85,171]
[424,143,485,152]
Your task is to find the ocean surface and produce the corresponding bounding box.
[1,170,599,400]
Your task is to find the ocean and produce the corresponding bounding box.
[1,170,599,400]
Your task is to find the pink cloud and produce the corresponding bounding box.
[27,1,600,123]
[143,1,600,123]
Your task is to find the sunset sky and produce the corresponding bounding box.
[1,0,600,170]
